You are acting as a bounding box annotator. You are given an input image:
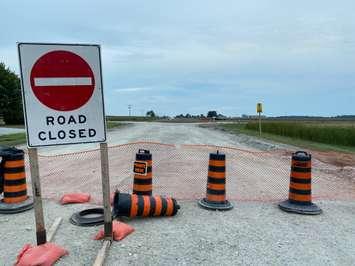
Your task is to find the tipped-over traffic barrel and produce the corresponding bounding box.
[0,147,33,214]
[133,149,152,196]
[198,151,233,210]
[113,191,180,218]
[278,151,322,215]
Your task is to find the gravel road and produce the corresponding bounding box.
[0,127,25,135]
[37,122,289,155]
[1,122,354,265]
[1,200,355,265]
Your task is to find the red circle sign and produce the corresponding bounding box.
[30,50,95,111]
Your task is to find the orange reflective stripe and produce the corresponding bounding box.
[209,160,225,167]
[142,196,151,217]
[290,182,311,190]
[133,184,152,192]
[4,160,25,168]
[4,172,26,180]
[207,194,225,202]
[291,172,311,179]
[130,195,138,218]
[289,193,311,202]
[165,198,174,216]
[4,195,28,204]
[154,196,162,216]
[208,171,225,178]
[207,183,225,190]
[4,184,27,192]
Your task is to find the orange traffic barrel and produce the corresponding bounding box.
[198,151,233,210]
[0,147,33,214]
[133,149,152,196]
[278,151,322,215]
[113,191,180,218]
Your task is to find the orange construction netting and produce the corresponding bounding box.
[22,142,355,204]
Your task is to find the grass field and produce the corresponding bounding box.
[0,121,126,146]
[219,121,355,153]
[0,133,26,146]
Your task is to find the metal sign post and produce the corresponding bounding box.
[257,103,263,136]
[28,148,47,245]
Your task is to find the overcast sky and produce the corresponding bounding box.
[1,1,354,116]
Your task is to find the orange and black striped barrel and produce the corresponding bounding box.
[288,151,312,205]
[133,149,152,196]
[206,152,226,203]
[113,191,180,218]
[2,148,28,204]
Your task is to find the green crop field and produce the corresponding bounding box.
[219,120,355,153]
[246,121,355,146]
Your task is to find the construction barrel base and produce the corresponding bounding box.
[198,198,233,211]
[70,208,104,226]
[278,200,322,215]
[0,196,34,214]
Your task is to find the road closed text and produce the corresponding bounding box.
[37,115,97,142]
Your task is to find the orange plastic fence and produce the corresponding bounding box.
[21,142,355,204]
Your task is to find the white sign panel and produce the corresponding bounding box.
[18,43,106,147]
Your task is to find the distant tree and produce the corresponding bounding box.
[0,63,24,124]
[146,110,156,118]
[207,110,218,118]
[185,113,191,118]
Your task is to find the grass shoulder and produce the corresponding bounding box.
[0,133,26,146]
[106,121,127,130]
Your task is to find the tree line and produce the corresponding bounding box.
[0,63,24,124]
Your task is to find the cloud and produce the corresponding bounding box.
[114,87,153,93]
[1,0,355,116]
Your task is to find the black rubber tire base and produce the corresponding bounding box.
[70,208,105,226]
[278,200,322,215]
[0,197,34,214]
[198,198,233,211]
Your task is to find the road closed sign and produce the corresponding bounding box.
[18,43,106,147]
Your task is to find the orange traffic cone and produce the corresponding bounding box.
[278,151,322,215]
[133,149,152,196]
[0,147,33,214]
[198,151,233,210]
[113,191,180,218]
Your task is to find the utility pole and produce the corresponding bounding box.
[128,104,132,116]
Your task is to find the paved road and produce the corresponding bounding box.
[0,127,25,135]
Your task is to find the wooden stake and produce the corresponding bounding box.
[47,217,63,242]
[100,142,112,240]
[28,147,47,245]
[93,240,111,266]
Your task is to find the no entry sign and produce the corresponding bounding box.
[18,43,106,147]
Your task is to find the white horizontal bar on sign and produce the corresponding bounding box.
[34,77,92,86]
